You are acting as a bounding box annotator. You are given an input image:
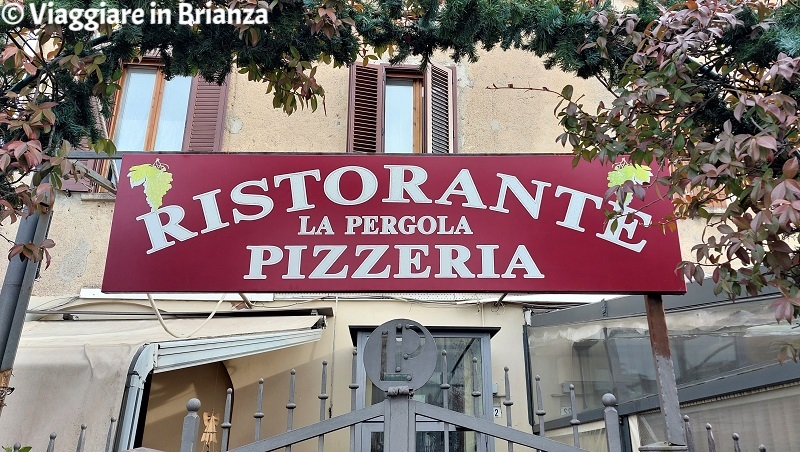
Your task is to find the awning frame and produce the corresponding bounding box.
[116,325,324,450]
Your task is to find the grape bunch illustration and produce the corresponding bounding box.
[128,159,174,211]
[607,160,652,187]
[606,160,652,208]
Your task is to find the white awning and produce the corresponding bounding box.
[0,316,324,452]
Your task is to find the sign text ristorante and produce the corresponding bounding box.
[102,154,685,294]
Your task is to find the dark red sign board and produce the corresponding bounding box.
[102,154,685,294]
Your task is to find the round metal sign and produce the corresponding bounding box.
[363,319,438,392]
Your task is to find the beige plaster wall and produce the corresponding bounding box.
[221,62,349,153]
[220,48,611,154]
[455,49,609,154]
[0,193,114,297]
[0,47,709,295]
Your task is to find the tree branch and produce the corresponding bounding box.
[4,31,116,96]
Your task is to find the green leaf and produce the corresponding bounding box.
[561,85,573,101]
[672,135,686,151]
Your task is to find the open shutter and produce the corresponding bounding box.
[427,64,456,154]
[347,64,385,153]
[182,77,229,152]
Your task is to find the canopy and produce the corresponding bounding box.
[0,316,324,451]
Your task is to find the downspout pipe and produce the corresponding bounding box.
[115,343,157,450]
[0,205,52,416]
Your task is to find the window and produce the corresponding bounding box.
[60,64,228,192]
[525,296,793,422]
[354,329,494,452]
[113,66,192,152]
[111,63,228,154]
[348,63,457,154]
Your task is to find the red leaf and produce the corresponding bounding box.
[2,46,17,62]
[772,181,787,201]
[8,244,24,261]
[755,135,777,150]
[784,157,799,180]
[772,299,793,323]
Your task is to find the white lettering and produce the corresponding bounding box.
[345,216,362,235]
[273,170,321,212]
[353,245,390,278]
[324,166,378,205]
[398,216,416,234]
[502,245,544,279]
[596,203,651,252]
[454,216,473,234]
[193,189,230,234]
[178,3,192,23]
[418,216,436,235]
[137,206,198,254]
[231,178,274,224]
[476,245,500,278]
[310,245,348,278]
[490,174,551,219]
[381,216,398,234]
[244,245,283,279]
[435,169,487,209]
[394,245,430,278]
[435,245,475,278]
[437,216,455,234]
[283,245,307,279]
[363,216,379,234]
[30,4,47,23]
[298,216,334,235]
[383,165,432,204]
[554,186,602,232]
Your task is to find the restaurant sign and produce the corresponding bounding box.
[102,154,685,294]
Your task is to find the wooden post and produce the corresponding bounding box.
[639,294,687,451]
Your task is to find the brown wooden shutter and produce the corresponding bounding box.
[182,76,229,152]
[347,64,385,153]
[427,64,456,154]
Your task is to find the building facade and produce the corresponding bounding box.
[0,48,733,452]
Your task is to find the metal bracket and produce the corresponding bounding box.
[386,386,412,397]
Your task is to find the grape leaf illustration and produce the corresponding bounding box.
[607,162,652,187]
[128,160,173,211]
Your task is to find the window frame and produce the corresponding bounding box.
[347,62,458,154]
[384,67,425,154]
[353,328,495,452]
[108,61,192,153]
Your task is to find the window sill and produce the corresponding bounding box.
[80,193,116,202]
